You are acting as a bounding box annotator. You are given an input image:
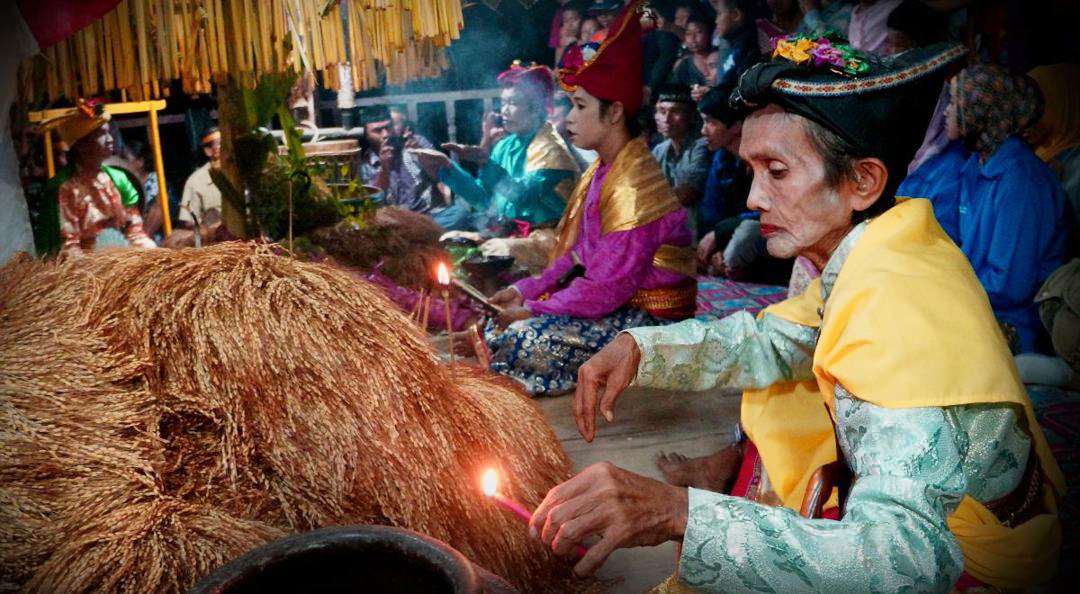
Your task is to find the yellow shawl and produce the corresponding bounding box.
[525,121,581,203]
[742,199,1064,588]
[549,136,694,276]
[1027,64,1080,163]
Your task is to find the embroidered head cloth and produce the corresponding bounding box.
[955,64,1044,163]
[698,86,746,126]
[655,83,694,106]
[358,104,391,126]
[557,0,645,115]
[497,61,556,113]
[733,38,966,197]
[46,98,110,147]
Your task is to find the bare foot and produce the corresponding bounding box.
[655,444,742,493]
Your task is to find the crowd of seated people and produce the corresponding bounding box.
[343,0,1080,392]
[22,1,1077,394]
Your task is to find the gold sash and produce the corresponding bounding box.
[743,199,1064,588]
[525,121,580,175]
[524,122,580,203]
[549,136,692,275]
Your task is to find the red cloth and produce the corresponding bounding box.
[557,0,644,115]
[16,0,120,49]
[730,439,840,520]
[549,9,563,49]
[729,440,761,500]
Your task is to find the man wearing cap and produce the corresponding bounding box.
[529,35,1063,591]
[479,0,697,396]
[178,127,224,240]
[651,84,710,215]
[43,100,156,256]
[358,105,469,230]
[414,62,580,234]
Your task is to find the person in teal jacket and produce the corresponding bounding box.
[415,62,581,234]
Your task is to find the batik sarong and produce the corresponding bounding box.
[486,306,663,396]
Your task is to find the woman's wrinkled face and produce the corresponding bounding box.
[739,106,855,262]
[500,87,540,136]
[565,87,610,150]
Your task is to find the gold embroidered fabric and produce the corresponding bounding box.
[525,122,580,176]
[549,136,684,268]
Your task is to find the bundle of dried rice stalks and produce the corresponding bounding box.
[0,244,591,593]
[308,206,448,289]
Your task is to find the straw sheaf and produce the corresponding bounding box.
[0,244,592,593]
[309,206,449,289]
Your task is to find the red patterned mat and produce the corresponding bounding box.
[695,277,788,321]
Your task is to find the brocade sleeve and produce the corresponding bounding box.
[677,387,969,593]
[440,161,572,225]
[624,313,819,392]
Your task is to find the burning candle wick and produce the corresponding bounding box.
[437,262,455,364]
[482,468,587,558]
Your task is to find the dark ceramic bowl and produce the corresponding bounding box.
[461,255,515,279]
[189,525,517,594]
[440,236,481,249]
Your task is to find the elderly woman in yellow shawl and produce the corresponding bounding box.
[525,37,1065,593]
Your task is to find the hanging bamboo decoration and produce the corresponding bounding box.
[20,1,464,102]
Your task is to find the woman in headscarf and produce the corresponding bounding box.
[1025,63,1080,238]
[898,65,1066,353]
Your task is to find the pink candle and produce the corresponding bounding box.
[491,493,533,523]
[437,263,455,364]
[482,469,587,557]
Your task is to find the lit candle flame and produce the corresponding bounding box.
[437,262,451,286]
[482,468,498,497]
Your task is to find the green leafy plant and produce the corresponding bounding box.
[213,71,347,243]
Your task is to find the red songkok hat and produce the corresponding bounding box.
[556,0,645,115]
[496,61,556,113]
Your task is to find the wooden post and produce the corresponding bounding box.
[148,106,173,237]
[216,79,249,239]
[43,132,55,179]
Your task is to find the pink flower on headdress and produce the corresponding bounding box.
[561,45,585,71]
[811,44,846,69]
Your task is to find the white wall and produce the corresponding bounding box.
[0,3,40,265]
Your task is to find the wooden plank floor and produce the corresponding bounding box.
[430,336,740,591]
[533,386,741,593]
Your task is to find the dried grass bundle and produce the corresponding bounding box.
[0,244,591,593]
[309,206,448,289]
